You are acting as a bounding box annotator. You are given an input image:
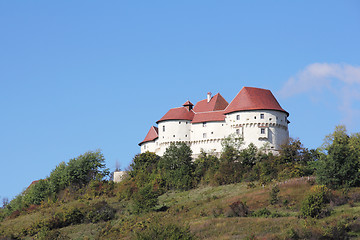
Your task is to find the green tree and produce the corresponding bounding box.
[132,183,160,213]
[301,185,331,218]
[48,161,68,194]
[23,180,51,206]
[239,143,258,167]
[158,142,193,190]
[129,152,160,178]
[65,150,109,188]
[317,126,360,189]
[193,151,219,185]
[215,137,243,185]
[278,138,313,165]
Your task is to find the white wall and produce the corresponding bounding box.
[226,110,289,151]
[141,110,289,157]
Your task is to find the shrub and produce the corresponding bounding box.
[134,221,194,240]
[63,207,84,225]
[225,200,249,217]
[251,208,271,218]
[132,184,159,214]
[300,185,331,218]
[269,185,280,205]
[87,201,116,223]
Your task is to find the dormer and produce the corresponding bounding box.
[182,100,194,111]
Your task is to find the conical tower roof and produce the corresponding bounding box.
[224,87,288,116]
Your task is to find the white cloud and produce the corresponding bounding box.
[279,63,360,127]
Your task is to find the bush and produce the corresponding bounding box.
[269,185,280,205]
[251,208,271,218]
[132,184,159,214]
[225,201,249,217]
[87,201,116,223]
[134,221,194,240]
[63,207,84,225]
[300,185,331,218]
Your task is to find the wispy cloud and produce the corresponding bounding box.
[278,63,360,127]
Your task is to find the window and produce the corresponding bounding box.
[179,121,181,124]
[260,114,264,119]
[185,134,187,137]
[236,129,240,135]
[211,132,213,134]
[236,115,240,120]
[173,135,175,137]
[269,118,272,121]
[254,116,256,119]
[203,133,207,138]
[261,128,265,134]
[163,126,165,132]
[203,122,207,127]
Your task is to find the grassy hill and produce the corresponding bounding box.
[1,177,360,239]
[2,126,360,239]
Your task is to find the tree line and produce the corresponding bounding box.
[1,125,359,217]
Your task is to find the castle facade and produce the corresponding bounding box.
[139,87,289,157]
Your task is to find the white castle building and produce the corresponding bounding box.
[139,87,289,157]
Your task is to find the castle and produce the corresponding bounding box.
[139,87,289,157]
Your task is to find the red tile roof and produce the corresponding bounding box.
[193,93,228,113]
[192,111,226,123]
[139,126,159,145]
[156,107,195,123]
[224,87,288,116]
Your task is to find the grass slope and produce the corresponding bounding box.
[1,178,360,239]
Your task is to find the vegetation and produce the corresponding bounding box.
[317,125,360,189]
[1,125,360,239]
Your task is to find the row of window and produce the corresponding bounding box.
[236,113,264,120]
[236,114,287,122]
[234,128,265,135]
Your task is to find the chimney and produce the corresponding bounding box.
[207,92,212,102]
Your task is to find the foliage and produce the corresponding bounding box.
[3,150,109,218]
[134,220,195,240]
[269,184,280,205]
[129,152,160,178]
[226,200,250,217]
[300,185,331,218]
[132,184,160,213]
[23,180,51,206]
[317,125,360,189]
[62,150,110,188]
[86,201,116,223]
[251,208,271,218]
[193,151,219,185]
[221,133,243,152]
[214,136,244,185]
[239,143,258,167]
[158,142,194,190]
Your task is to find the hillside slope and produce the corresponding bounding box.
[1,178,360,239]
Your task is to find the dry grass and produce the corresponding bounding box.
[1,179,360,239]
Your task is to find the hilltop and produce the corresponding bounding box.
[1,178,360,239]
[1,125,360,239]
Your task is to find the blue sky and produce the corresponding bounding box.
[1,1,359,201]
